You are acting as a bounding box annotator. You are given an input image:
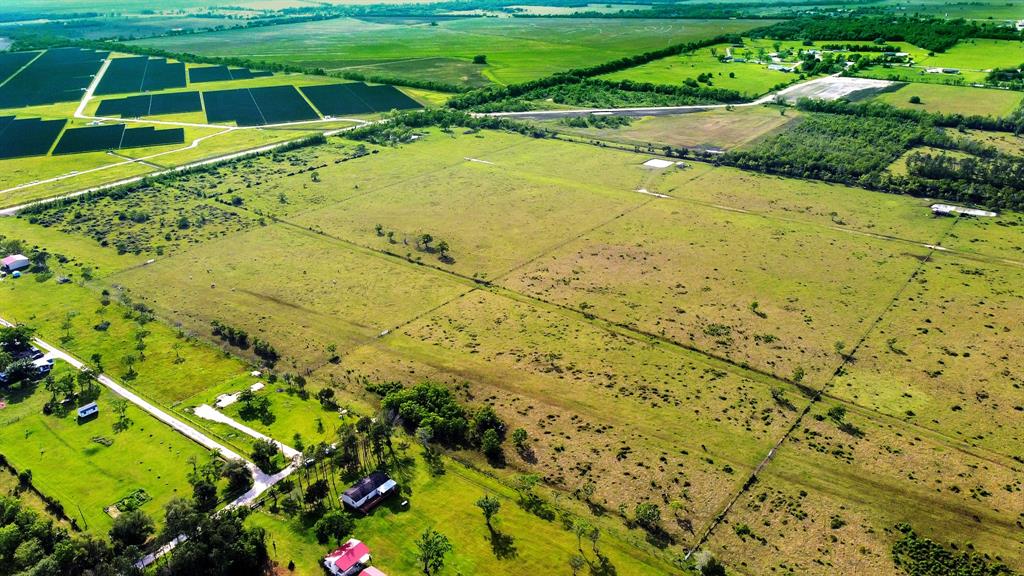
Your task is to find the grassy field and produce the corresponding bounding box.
[706,398,1024,575]
[600,39,804,97]
[854,65,990,87]
[873,82,1023,116]
[502,187,933,387]
[918,38,1024,71]
[0,367,212,532]
[134,18,770,87]
[549,106,799,151]
[832,252,1024,458]
[3,126,1024,573]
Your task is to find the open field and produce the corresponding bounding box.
[832,252,1024,458]
[917,38,1024,71]
[502,189,934,387]
[549,106,799,151]
[706,398,1024,575]
[3,121,1024,574]
[332,288,811,550]
[854,65,990,87]
[134,18,771,87]
[872,82,1024,116]
[109,223,473,369]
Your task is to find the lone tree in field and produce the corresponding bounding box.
[475,494,501,529]
[416,528,453,575]
[473,54,487,64]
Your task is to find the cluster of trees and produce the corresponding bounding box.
[0,494,140,575]
[795,97,1024,135]
[986,64,1024,90]
[891,524,1014,576]
[722,112,942,182]
[750,16,1022,53]
[209,320,279,367]
[906,151,1024,194]
[721,107,1024,209]
[186,452,252,512]
[560,115,632,129]
[821,42,901,52]
[375,381,507,458]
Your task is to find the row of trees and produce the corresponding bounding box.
[209,320,280,367]
[749,16,1023,53]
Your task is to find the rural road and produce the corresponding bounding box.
[481,73,880,120]
[0,315,299,566]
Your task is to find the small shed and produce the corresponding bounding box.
[77,402,99,419]
[360,568,388,576]
[1,254,29,272]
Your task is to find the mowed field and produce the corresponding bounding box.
[134,17,771,86]
[3,128,1023,573]
[873,82,1024,117]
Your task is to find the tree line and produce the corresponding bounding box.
[446,33,744,110]
[749,16,1022,53]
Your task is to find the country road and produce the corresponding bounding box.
[0,315,298,566]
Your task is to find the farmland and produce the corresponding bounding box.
[1,4,1024,575]
[4,119,1023,573]
[134,17,772,87]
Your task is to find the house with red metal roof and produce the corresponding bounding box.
[323,539,371,576]
[359,567,387,576]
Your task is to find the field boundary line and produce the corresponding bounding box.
[683,217,961,560]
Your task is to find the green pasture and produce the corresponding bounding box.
[601,40,803,96]
[854,65,989,86]
[918,38,1024,70]
[873,82,1024,116]
[134,18,770,86]
[0,369,211,533]
[0,275,253,404]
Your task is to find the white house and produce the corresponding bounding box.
[1,254,29,272]
[341,472,397,513]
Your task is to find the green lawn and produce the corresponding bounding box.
[917,38,1024,71]
[249,444,677,576]
[874,83,1024,117]
[134,17,769,87]
[0,369,211,533]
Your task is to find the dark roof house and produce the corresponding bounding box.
[341,471,397,513]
